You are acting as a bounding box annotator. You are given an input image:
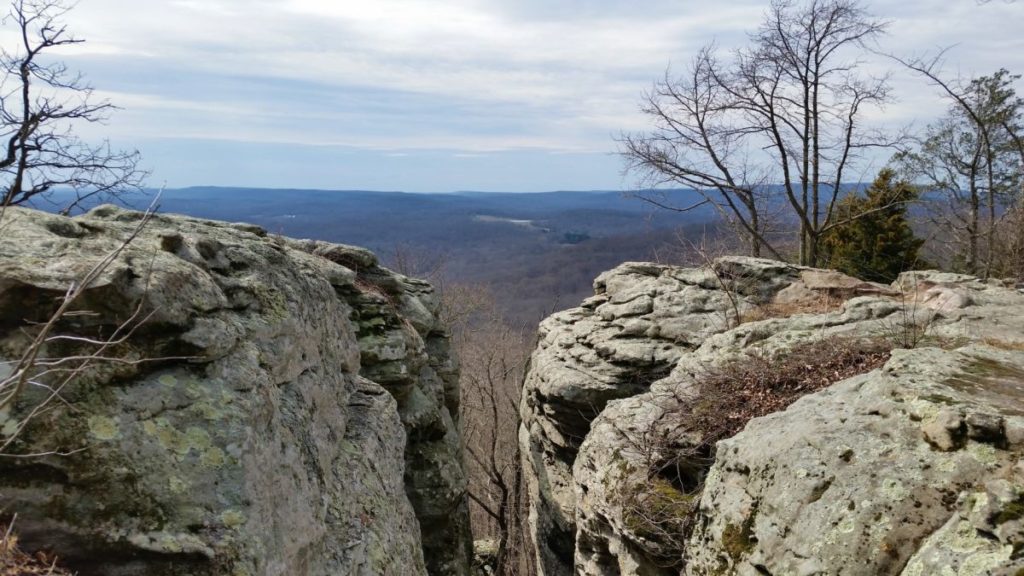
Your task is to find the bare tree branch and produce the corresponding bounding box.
[621,0,900,266]
[0,0,147,213]
[0,194,164,454]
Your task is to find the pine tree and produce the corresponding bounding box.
[821,169,925,283]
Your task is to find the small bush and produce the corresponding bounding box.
[681,337,892,443]
[620,476,697,549]
[878,279,939,349]
[614,337,893,567]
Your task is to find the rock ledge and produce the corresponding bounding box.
[520,257,1024,575]
[0,206,472,576]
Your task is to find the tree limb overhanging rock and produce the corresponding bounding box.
[0,206,473,576]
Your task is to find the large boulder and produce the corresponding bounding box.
[0,206,472,575]
[520,257,1024,575]
[519,259,792,575]
[685,344,1024,576]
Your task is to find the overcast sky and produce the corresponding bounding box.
[19,0,1024,191]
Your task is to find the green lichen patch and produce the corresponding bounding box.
[722,506,758,563]
[200,446,226,469]
[968,443,1000,467]
[881,478,910,501]
[190,401,224,421]
[140,418,226,468]
[168,476,189,495]
[220,509,246,529]
[252,284,289,321]
[184,427,212,451]
[87,415,120,440]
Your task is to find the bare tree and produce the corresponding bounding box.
[0,0,146,213]
[446,285,535,576]
[621,0,900,266]
[388,242,448,284]
[893,56,1024,277]
[0,0,155,457]
[621,47,780,260]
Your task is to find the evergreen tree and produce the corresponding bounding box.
[821,170,925,283]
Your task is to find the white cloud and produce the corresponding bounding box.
[20,0,1024,176]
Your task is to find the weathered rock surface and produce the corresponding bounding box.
[0,206,472,575]
[520,257,1024,575]
[686,345,1024,576]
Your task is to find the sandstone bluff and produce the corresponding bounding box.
[520,258,1024,575]
[0,206,472,575]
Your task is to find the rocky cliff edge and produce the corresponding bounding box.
[0,206,472,575]
[520,257,1024,575]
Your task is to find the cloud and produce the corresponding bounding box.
[24,0,1024,189]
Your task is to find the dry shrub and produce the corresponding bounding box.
[739,294,844,324]
[0,523,71,575]
[990,204,1024,282]
[982,338,1024,352]
[683,337,892,441]
[616,472,699,568]
[617,337,893,567]
[878,279,939,349]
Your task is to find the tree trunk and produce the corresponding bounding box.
[984,152,996,280]
[749,198,762,258]
[807,231,820,268]
[968,178,980,275]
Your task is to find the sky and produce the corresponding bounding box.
[12,0,1024,192]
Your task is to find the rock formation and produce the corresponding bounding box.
[0,206,472,575]
[520,257,1024,575]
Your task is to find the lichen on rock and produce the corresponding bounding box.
[0,206,472,575]
[520,257,1024,575]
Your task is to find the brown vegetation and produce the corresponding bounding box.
[616,337,893,567]
[982,337,1024,352]
[442,283,536,576]
[682,338,891,442]
[989,204,1024,281]
[739,295,844,324]
[0,523,70,575]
